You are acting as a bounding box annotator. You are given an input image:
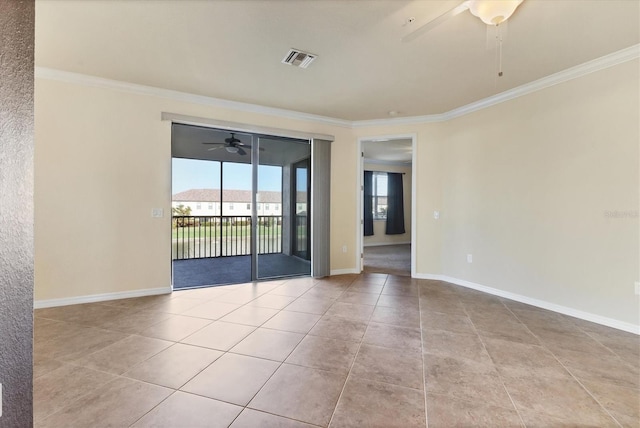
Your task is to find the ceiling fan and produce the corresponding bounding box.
[402,0,524,43]
[402,0,524,77]
[202,133,262,156]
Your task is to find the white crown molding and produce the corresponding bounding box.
[34,286,171,309]
[34,67,353,129]
[35,44,639,129]
[352,113,446,128]
[438,43,640,122]
[413,273,639,335]
[352,44,640,127]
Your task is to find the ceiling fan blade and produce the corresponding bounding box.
[237,146,247,156]
[236,143,266,152]
[202,142,225,145]
[207,146,224,151]
[402,1,470,43]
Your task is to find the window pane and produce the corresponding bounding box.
[375,173,388,196]
[371,172,388,219]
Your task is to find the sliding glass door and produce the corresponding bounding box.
[171,123,314,287]
[255,136,311,280]
[292,158,311,260]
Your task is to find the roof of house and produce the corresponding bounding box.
[173,189,283,204]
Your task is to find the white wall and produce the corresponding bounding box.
[35,57,639,331]
[363,162,412,246]
[34,77,358,301]
[437,60,639,327]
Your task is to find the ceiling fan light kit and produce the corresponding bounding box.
[468,0,524,26]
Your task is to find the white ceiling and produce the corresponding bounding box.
[35,1,639,121]
[363,139,413,163]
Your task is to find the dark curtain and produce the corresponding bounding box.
[385,172,405,235]
[363,171,374,236]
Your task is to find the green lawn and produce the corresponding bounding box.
[172,225,281,239]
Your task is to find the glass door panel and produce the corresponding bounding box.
[293,159,311,260]
[255,136,311,280]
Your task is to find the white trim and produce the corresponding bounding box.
[410,134,417,279]
[364,241,411,247]
[34,287,172,309]
[438,44,640,122]
[351,44,640,126]
[35,44,640,128]
[352,114,445,128]
[357,133,417,276]
[330,268,360,276]
[413,273,639,335]
[412,273,443,281]
[34,67,352,129]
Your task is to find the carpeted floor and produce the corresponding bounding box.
[172,253,311,289]
[363,243,411,276]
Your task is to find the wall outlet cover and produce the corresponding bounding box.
[467,254,473,263]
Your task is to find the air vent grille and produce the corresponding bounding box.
[281,49,317,68]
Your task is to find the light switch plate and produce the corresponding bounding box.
[467,254,473,263]
[433,211,440,219]
[151,208,164,218]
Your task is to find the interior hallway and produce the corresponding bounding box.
[34,274,638,427]
[363,244,411,277]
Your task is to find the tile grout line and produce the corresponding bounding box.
[131,276,312,428]
[236,277,357,427]
[462,302,527,427]
[579,328,638,371]
[503,304,625,428]
[418,281,429,428]
[325,275,387,427]
[39,278,295,428]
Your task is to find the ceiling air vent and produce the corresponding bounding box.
[281,49,317,69]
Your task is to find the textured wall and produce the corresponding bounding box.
[0,1,35,427]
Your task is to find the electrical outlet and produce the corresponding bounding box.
[635,282,640,296]
[467,254,473,263]
[433,211,440,220]
[151,208,163,218]
[342,245,347,253]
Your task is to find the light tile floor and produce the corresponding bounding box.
[34,274,639,427]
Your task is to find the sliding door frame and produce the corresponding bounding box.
[166,113,334,282]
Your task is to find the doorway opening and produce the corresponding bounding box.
[358,136,415,277]
[171,124,311,289]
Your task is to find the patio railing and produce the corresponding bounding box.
[172,215,282,260]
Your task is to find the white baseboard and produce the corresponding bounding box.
[413,273,639,335]
[34,287,172,309]
[330,268,360,276]
[412,273,443,281]
[364,241,411,248]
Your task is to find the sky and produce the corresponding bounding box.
[172,158,283,194]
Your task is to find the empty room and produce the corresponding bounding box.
[1,1,638,427]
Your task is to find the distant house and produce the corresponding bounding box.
[172,189,283,216]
